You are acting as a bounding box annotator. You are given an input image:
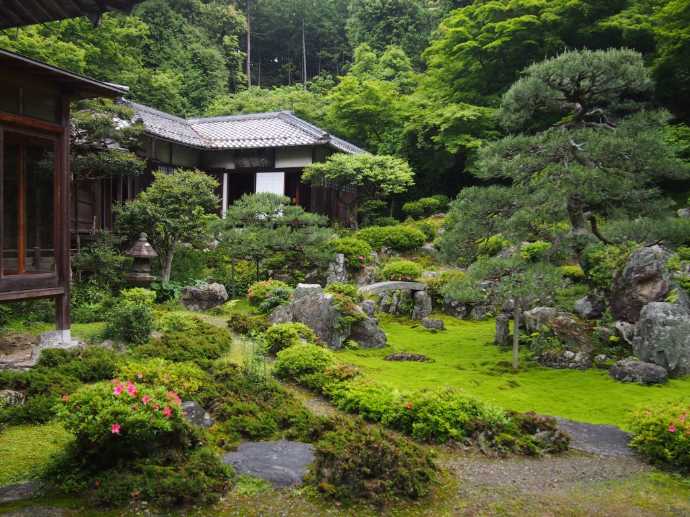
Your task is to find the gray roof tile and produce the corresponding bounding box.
[126,101,365,154]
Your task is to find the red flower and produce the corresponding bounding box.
[404,402,414,410]
[668,423,677,433]
[126,382,138,397]
[113,384,123,396]
[162,406,173,418]
[111,423,121,435]
[142,395,151,405]
[61,394,70,402]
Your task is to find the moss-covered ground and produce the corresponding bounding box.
[337,315,690,428]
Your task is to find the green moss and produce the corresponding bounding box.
[337,316,690,428]
[0,423,73,486]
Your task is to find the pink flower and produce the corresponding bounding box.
[162,406,173,418]
[142,395,151,405]
[113,384,124,396]
[111,423,121,435]
[668,423,677,433]
[61,394,70,402]
[126,382,138,397]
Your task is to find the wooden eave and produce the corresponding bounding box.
[0,0,143,30]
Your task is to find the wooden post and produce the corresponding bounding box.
[55,95,71,341]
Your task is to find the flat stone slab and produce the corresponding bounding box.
[0,481,42,504]
[222,440,315,488]
[556,418,635,457]
[359,281,426,296]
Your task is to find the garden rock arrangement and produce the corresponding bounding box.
[0,332,82,370]
[222,440,315,488]
[271,284,386,349]
[633,302,690,377]
[384,352,430,362]
[359,281,433,319]
[609,357,669,385]
[180,282,228,311]
[574,295,605,320]
[422,318,445,331]
[610,245,672,322]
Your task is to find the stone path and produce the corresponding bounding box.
[222,440,315,488]
[556,418,635,457]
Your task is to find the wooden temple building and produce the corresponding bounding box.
[0,0,142,343]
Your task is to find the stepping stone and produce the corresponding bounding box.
[556,418,635,457]
[0,481,42,504]
[222,440,315,488]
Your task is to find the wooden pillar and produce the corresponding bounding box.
[55,95,71,340]
[222,172,228,218]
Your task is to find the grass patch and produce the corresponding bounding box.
[0,423,73,486]
[337,315,690,428]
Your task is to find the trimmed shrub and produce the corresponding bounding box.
[120,288,157,306]
[324,282,361,301]
[227,313,270,335]
[559,264,586,281]
[581,243,635,291]
[273,344,337,383]
[118,358,210,400]
[330,237,372,269]
[247,280,292,308]
[402,196,447,219]
[477,234,511,257]
[135,319,232,369]
[71,282,114,323]
[356,225,426,251]
[423,270,466,305]
[312,418,437,503]
[382,260,423,281]
[264,323,317,354]
[629,401,690,471]
[105,288,156,345]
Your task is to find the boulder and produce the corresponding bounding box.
[411,290,433,320]
[574,295,605,320]
[222,441,314,488]
[326,253,348,284]
[359,281,426,297]
[610,245,672,322]
[0,389,25,408]
[523,307,560,333]
[539,349,591,369]
[181,282,228,312]
[294,283,323,299]
[421,318,445,331]
[359,300,377,318]
[270,289,386,349]
[350,317,387,348]
[609,357,668,385]
[633,302,690,377]
[677,208,690,219]
[182,401,214,428]
[443,298,469,319]
[495,314,511,347]
[614,321,636,346]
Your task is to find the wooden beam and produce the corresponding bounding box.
[6,0,42,26]
[0,113,64,135]
[0,287,64,302]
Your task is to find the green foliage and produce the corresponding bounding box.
[105,293,154,345]
[356,225,426,251]
[520,241,553,262]
[599,217,690,247]
[227,313,270,336]
[264,323,318,355]
[581,243,635,291]
[135,318,232,369]
[247,280,292,308]
[71,283,115,324]
[630,402,690,471]
[324,283,362,302]
[72,232,130,290]
[559,265,586,282]
[273,344,337,385]
[477,234,512,258]
[402,196,446,219]
[330,237,373,269]
[423,270,466,305]
[118,358,210,400]
[382,260,423,281]
[115,170,220,282]
[312,419,437,503]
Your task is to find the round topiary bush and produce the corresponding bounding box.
[273,344,336,382]
[330,237,373,269]
[382,260,423,281]
[264,323,317,354]
[356,225,426,251]
[247,279,292,306]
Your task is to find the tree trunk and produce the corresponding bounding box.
[161,251,174,283]
[246,0,252,87]
[512,305,521,371]
[302,17,307,89]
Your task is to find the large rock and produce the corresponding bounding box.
[294,283,323,299]
[0,389,25,408]
[181,282,228,311]
[222,441,314,488]
[633,302,690,377]
[270,288,385,349]
[350,318,387,348]
[609,357,668,385]
[614,321,636,346]
[326,253,348,284]
[495,314,511,347]
[411,290,432,320]
[182,401,214,428]
[523,307,560,333]
[359,300,377,318]
[610,245,672,322]
[359,281,426,296]
[422,318,445,331]
[574,295,605,320]
[677,208,690,219]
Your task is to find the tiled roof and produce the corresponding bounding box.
[126,101,365,154]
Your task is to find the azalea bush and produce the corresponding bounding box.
[247,280,292,307]
[57,380,192,460]
[312,418,437,503]
[273,344,337,387]
[629,402,690,471]
[118,358,210,400]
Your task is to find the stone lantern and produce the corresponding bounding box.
[126,233,158,286]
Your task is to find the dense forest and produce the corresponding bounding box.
[1,0,688,200]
